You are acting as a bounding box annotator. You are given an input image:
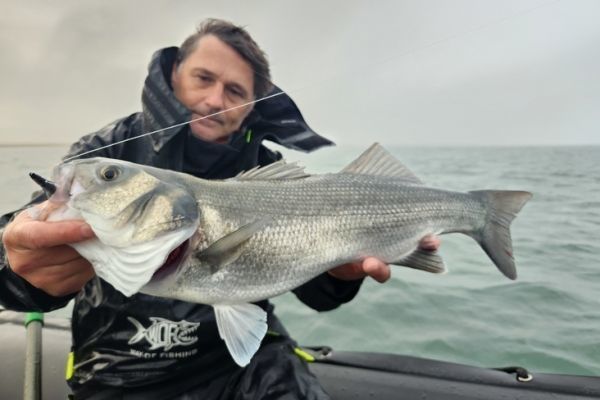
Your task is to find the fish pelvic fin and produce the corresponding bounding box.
[394,249,447,274]
[341,143,423,184]
[214,303,267,367]
[469,190,533,280]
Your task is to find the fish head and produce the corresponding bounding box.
[49,157,199,244]
[45,157,200,296]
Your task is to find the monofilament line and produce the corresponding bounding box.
[62,91,286,163]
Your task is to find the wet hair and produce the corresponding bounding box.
[176,18,273,99]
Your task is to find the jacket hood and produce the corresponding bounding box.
[141,47,334,153]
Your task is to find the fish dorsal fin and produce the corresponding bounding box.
[234,160,310,181]
[341,143,423,184]
[214,303,267,366]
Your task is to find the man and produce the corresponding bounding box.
[0,19,439,399]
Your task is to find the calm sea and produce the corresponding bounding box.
[1,144,599,376]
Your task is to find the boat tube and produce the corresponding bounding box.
[1,310,599,399]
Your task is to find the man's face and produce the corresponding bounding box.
[171,35,255,143]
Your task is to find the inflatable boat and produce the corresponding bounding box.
[1,310,599,399]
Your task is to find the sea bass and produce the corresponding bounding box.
[36,143,532,366]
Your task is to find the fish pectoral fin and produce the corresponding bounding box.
[341,143,423,184]
[198,218,271,270]
[214,303,268,367]
[394,249,447,274]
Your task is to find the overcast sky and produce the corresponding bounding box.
[1,0,599,146]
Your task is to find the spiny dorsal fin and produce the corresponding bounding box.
[341,143,423,184]
[234,160,310,181]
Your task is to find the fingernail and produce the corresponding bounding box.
[80,224,94,238]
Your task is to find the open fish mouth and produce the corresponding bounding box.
[51,163,77,202]
[29,172,57,197]
[153,239,189,279]
[28,168,81,221]
[29,168,76,203]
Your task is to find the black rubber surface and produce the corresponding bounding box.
[2,311,599,399]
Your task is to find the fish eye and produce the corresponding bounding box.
[99,165,121,181]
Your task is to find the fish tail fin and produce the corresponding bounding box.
[469,190,533,280]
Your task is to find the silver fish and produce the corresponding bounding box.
[39,143,532,366]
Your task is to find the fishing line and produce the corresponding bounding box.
[61,0,560,162]
[62,90,286,162]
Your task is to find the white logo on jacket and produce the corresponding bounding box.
[127,316,200,351]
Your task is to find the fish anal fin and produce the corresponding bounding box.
[341,143,423,184]
[214,303,267,367]
[394,249,446,274]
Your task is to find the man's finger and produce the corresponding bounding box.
[25,257,94,296]
[419,235,441,251]
[363,257,391,283]
[11,245,90,274]
[5,219,94,250]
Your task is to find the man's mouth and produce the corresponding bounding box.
[192,112,224,126]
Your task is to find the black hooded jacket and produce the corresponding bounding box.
[0,48,363,393]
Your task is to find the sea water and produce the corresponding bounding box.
[1,144,598,376]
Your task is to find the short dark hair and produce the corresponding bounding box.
[176,18,273,99]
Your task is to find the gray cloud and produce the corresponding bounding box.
[1,0,599,146]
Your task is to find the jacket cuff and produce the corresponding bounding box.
[293,272,364,312]
[0,261,73,312]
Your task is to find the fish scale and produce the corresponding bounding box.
[158,175,491,305]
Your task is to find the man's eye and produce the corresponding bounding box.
[228,88,244,99]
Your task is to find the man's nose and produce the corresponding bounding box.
[204,84,225,110]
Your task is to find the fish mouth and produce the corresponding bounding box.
[29,167,75,202]
[29,173,57,197]
[46,163,77,204]
[28,168,79,221]
[152,239,190,280]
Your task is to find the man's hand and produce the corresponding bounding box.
[327,234,441,283]
[2,204,96,297]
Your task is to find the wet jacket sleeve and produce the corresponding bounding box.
[0,261,74,312]
[292,274,364,311]
[0,194,75,312]
[0,118,133,312]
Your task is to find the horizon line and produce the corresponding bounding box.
[1,142,600,148]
